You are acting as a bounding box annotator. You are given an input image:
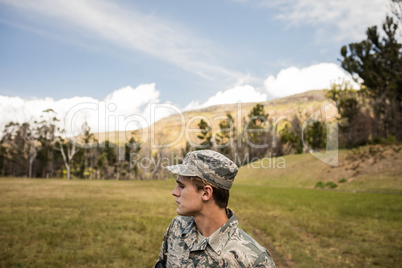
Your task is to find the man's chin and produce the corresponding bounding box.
[176,209,191,216]
[176,211,185,216]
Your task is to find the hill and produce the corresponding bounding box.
[91,89,333,151]
[235,143,402,194]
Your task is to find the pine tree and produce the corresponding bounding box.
[196,119,213,150]
[215,113,235,157]
[340,16,402,140]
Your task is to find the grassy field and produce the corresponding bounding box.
[0,144,401,267]
[0,176,401,268]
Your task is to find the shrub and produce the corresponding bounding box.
[385,135,396,144]
[325,182,338,189]
[392,146,401,153]
[315,181,325,188]
[338,178,347,183]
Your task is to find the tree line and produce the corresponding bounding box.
[0,102,327,179]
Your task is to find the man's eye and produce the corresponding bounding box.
[179,184,184,188]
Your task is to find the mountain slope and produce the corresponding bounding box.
[235,144,402,194]
[92,89,333,151]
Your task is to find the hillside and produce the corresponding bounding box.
[92,89,333,151]
[235,144,402,194]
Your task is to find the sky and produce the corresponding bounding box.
[0,0,390,137]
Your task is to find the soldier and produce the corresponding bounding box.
[156,150,276,267]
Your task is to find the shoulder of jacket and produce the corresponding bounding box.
[235,227,269,254]
[169,216,193,230]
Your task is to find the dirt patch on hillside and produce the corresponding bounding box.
[324,144,402,187]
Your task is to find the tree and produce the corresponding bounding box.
[215,114,235,157]
[0,141,6,176]
[97,140,117,179]
[58,136,78,180]
[181,141,193,160]
[304,121,327,151]
[196,119,213,150]
[80,122,97,179]
[1,122,36,177]
[280,116,303,154]
[35,109,59,178]
[245,104,270,159]
[27,132,38,178]
[390,0,402,26]
[125,135,141,180]
[340,16,402,140]
[57,121,96,180]
[327,81,371,147]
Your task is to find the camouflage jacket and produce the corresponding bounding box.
[157,209,276,267]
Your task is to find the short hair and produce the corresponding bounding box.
[190,176,229,209]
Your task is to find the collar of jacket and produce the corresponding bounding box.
[181,208,238,256]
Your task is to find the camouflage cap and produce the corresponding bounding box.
[166,150,238,190]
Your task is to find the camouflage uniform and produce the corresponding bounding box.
[159,150,276,267]
[158,208,275,267]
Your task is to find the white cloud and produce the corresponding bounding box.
[185,85,267,111]
[259,0,388,43]
[0,0,243,82]
[0,84,170,141]
[264,63,360,98]
[104,84,160,117]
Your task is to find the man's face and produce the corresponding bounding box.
[171,176,204,216]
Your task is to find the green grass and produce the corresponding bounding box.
[0,179,176,268]
[231,186,402,268]
[0,178,401,267]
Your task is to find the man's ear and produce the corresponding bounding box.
[201,185,213,201]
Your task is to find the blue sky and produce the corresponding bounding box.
[0,0,390,134]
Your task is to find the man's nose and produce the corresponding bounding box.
[172,185,180,197]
